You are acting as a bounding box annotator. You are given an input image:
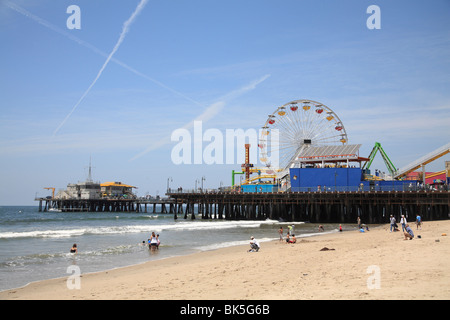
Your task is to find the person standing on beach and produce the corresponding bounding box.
[416,214,422,230]
[390,215,396,232]
[287,225,293,235]
[278,227,283,241]
[357,216,361,229]
[400,215,407,232]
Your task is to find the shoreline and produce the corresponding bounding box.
[0,224,340,294]
[1,220,449,300]
[0,230,326,294]
[0,220,340,293]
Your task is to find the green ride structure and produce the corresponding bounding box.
[362,142,397,177]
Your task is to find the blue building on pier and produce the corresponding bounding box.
[289,144,415,192]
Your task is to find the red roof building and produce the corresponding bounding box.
[405,171,446,184]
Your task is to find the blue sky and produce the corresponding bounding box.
[1,0,449,205]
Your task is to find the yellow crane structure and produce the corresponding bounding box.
[44,187,55,199]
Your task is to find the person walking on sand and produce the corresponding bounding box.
[390,215,396,232]
[278,227,283,241]
[400,215,407,232]
[416,214,422,230]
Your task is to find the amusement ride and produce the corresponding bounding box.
[234,99,350,190]
[233,99,450,192]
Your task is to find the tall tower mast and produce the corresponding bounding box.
[86,156,94,183]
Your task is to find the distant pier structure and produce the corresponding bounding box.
[37,176,176,213]
[36,197,175,213]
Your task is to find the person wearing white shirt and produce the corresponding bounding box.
[400,215,407,232]
[249,236,260,252]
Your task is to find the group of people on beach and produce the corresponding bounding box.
[390,214,422,240]
[146,232,160,251]
[390,214,422,232]
[69,233,161,256]
[278,225,297,244]
[70,215,424,257]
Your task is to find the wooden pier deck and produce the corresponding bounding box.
[36,189,449,223]
[168,190,450,223]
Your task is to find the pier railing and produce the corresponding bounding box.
[167,184,449,194]
[291,184,449,193]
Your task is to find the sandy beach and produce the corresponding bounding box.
[1,220,449,300]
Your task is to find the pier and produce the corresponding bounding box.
[36,188,449,224]
[36,189,449,223]
[33,101,450,225]
[36,197,175,213]
[168,189,450,223]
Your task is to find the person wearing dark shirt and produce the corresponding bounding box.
[404,224,414,240]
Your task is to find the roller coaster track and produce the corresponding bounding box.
[426,170,445,179]
[394,142,450,179]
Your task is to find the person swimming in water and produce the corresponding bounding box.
[70,243,78,253]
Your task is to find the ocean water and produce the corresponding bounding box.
[0,206,345,291]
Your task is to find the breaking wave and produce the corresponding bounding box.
[0,219,288,239]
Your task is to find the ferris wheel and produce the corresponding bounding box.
[258,99,348,171]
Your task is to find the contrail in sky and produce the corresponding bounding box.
[53,0,149,135]
[129,74,271,161]
[5,1,272,159]
[4,1,204,110]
